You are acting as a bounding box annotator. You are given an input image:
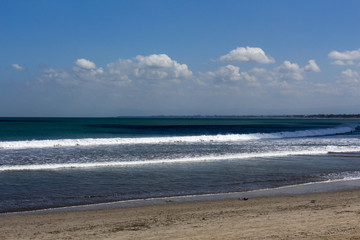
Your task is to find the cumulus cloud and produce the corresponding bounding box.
[334,69,360,94]
[198,59,320,90]
[328,48,360,60]
[136,54,176,68]
[201,65,258,86]
[220,46,275,64]
[274,61,304,81]
[42,67,78,86]
[11,63,24,71]
[107,54,192,84]
[340,69,359,83]
[250,67,267,75]
[274,60,321,81]
[304,59,321,72]
[42,66,105,86]
[75,58,97,69]
[41,58,104,86]
[329,48,360,66]
[73,66,104,81]
[331,60,347,66]
[331,60,355,66]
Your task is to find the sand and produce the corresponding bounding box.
[1,190,360,240]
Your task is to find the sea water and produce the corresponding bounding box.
[0,117,359,213]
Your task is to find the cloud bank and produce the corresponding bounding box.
[40,53,324,95]
[36,46,360,106]
[7,44,359,117]
[41,54,192,86]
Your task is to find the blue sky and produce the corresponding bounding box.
[1,0,360,116]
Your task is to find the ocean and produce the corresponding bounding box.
[0,117,359,213]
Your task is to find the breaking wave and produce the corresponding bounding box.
[0,125,357,150]
[1,146,359,171]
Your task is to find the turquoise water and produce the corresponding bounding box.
[0,117,359,213]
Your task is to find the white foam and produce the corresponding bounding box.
[1,147,359,171]
[0,135,256,150]
[0,125,357,150]
[269,125,356,138]
[323,171,360,181]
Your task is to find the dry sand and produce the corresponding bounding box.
[1,190,360,240]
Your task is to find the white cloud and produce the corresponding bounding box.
[331,60,346,66]
[73,66,104,82]
[329,49,360,66]
[42,59,104,86]
[328,48,360,61]
[219,46,275,64]
[334,69,360,94]
[201,65,258,86]
[199,59,320,91]
[107,54,192,84]
[273,60,321,81]
[250,67,267,75]
[41,54,192,86]
[11,63,24,71]
[75,58,97,69]
[340,69,359,84]
[38,53,329,101]
[304,59,321,72]
[212,65,243,82]
[42,68,78,86]
[274,61,304,81]
[136,54,175,68]
[106,59,133,83]
[331,60,355,66]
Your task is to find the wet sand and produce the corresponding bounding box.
[1,189,360,239]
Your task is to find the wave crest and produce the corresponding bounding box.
[0,125,357,150]
[1,146,360,171]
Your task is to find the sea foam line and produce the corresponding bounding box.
[1,147,359,171]
[0,125,357,150]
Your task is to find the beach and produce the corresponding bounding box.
[1,189,360,240]
[1,117,360,239]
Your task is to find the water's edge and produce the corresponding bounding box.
[2,178,360,217]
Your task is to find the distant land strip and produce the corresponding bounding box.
[118,114,360,119]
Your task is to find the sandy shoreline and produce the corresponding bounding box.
[1,189,360,239]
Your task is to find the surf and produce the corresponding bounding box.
[1,145,359,171]
[0,124,357,150]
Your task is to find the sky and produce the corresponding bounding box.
[1,0,360,117]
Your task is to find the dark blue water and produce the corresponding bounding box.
[0,117,349,140]
[0,117,360,213]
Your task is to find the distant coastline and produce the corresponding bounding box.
[117,114,360,119]
[1,114,359,119]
